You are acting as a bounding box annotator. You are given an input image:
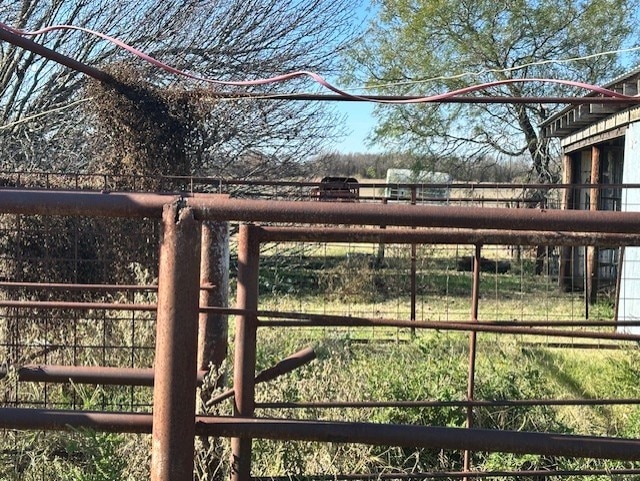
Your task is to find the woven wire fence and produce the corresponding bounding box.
[0,173,638,479]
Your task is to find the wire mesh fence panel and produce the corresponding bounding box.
[252,237,609,336]
[0,209,160,413]
[0,175,639,480]
[0,301,157,410]
[0,430,152,481]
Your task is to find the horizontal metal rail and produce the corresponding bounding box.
[0,281,218,292]
[0,189,179,218]
[6,169,639,192]
[0,300,156,311]
[205,91,640,105]
[191,196,640,233]
[0,301,241,314]
[2,299,639,339]
[1,189,640,234]
[252,468,640,480]
[0,347,314,390]
[0,365,206,386]
[256,226,640,246]
[7,171,636,191]
[256,310,640,328]
[256,398,640,409]
[0,281,158,291]
[0,409,638,461]
[258,317,640,342]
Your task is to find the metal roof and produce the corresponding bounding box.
[541,67,640,138]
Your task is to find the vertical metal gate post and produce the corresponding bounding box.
[151,204,202,481]
[463,244,482,478]
[231,224,261,481]
[410,186,417,337]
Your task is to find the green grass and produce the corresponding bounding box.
[249,329,640,477]
[247,247,639,476]
[3,247,639,479]
[255,247,596,323]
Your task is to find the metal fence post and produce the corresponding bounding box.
[410,186,417,337]
[151,204,202,481]
[463,243,482,478]
[231,224,260,481]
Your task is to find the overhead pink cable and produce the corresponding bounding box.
[0,21,635,103]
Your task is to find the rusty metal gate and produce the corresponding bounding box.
[0,187,639,480]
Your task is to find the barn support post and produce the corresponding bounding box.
[151,204,202,481]
[559,154,574,291]
[587,145,601,305]
[231,224,261,481]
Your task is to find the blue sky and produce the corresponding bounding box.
[329,2,379,154]
[332,101,378,153]
[327,2,640,155]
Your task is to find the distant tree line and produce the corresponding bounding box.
[307,151,531,182]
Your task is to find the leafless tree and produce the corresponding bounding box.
[0,0,360,178]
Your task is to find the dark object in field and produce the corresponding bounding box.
[457,256,511,274]
[314,177,359,201]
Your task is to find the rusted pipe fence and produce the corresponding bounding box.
[252,468,640,481]
[226,221,640,480]
[1,189,640,480]
[0,347,314,391]
[4,170,640,212]
[2,188,640,233]
[1,409,640,461]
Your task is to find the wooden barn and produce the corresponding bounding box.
[541,66,640,332]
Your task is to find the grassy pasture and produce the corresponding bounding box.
[1,238,639,479]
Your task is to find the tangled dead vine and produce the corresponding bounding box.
[85,64,210,191]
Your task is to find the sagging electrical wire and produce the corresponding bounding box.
[362,46,640,92]
[0,21,636,104]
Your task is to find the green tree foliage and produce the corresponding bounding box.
[348,0,639,182]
